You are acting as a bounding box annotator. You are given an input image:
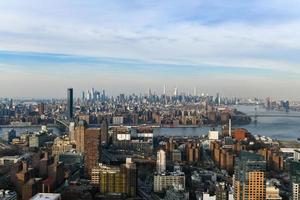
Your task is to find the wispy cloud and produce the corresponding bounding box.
[0,0,300,98]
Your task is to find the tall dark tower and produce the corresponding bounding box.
[67,88,73,119]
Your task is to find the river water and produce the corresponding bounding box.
[0,105,299,140]
[154,105,300,140]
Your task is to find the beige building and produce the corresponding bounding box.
[234,152,266,200]
[91,158,137,197]
[52,136,73,156]
[153,171,185,192]
[266,186,282,200]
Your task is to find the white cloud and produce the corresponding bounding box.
[1,0,300,98]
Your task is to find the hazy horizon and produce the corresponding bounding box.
[1,1,300,99]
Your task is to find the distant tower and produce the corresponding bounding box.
[38,102,45,115]
[193,87,197,96]
[67,88,73,119]
[82,91,85,102]
[228,117,232,137]
[163,84,167,95]
[101,118,109,145]
[157,149,166,174]
[148,88,152,97]
[174,87,178,97]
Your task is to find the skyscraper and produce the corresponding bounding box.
[67,88,73,119]
[289,161,300,200]
[84,128,101,177]
[234,151,266,200]
[38,103,45,115]
[101,118,109,145]
[157,149,166,174]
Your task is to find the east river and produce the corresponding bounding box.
[0,105,299,140]
[155,105,300,140]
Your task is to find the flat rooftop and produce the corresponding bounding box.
[30,193,61,200]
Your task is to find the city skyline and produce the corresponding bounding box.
[1,1,300,99]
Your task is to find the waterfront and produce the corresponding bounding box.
[156,105,300,140]
[0,126,62,136]
[1,105,299,140]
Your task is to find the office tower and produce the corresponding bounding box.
[163,84,167,95]
[9,98,13,109]
[157,149,166,174]
[289,161,300,200]
[101,118,109,145]
[82,91,85,102]
[38,103,45,115]
[102,90,106,101]
[67,88,73,119]
[174,87,178,96]
[84,128,101,177]
[148,88,152,97]
[216,92,220,106]
[234,151,266,200]
[193,87,197,96]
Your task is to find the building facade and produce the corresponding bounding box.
[234,151,266,200]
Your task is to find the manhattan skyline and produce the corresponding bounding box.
[1,0,300,99]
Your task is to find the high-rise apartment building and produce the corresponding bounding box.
[101,118,109,145]
[289,161,300,200]
[38,103,45,115]
[84,128,101,177]
[91,158,137,197]
[157,149,166,174]
[74,120,87,153]
[234,151,266,200]
[67,88,73,119]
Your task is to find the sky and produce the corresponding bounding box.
[0,0,300,99]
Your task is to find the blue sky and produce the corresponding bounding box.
[0,0,300,99]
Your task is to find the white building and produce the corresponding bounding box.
[208,131,219,140]
[294,150,300,161]
[202,192,216,200]
[30,193,61,200]
[113,116,124,125]
[157,149,166,174]
[292,183,299,200]
[117,132,131,141]
[0,156,21,165]
[266,186,282,200]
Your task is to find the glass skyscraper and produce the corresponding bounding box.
[67,88,73,119]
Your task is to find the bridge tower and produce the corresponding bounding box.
[254,107,258,125]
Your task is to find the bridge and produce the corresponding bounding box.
[54,119,70,131]
[234,114,300,118]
